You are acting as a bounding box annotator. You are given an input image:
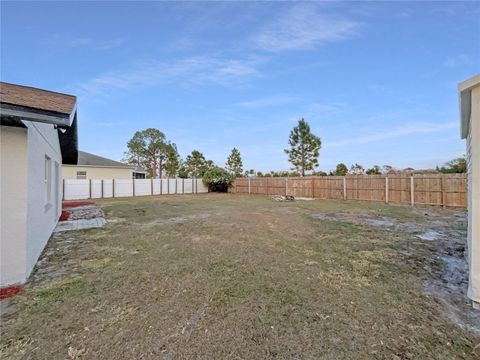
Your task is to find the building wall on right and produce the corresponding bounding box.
[467,84,480,308]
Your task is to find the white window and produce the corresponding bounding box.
[45,155,52,205]
[76,171,87,179]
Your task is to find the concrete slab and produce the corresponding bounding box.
[0,298,16,317]
[54,218,107,232]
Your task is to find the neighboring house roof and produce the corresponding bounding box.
[76,151,135,169]
[0,82,79,164]
[459,74,480,139]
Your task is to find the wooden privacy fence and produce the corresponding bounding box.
[230,174,467,208]
[63,178,208,201]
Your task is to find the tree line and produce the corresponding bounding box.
[124,119,466,185]
[123,128,244,187]
[252,118,466,176]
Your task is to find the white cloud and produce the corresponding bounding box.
[306,102,345,115]
[47,36,125,50]
[443,54,472,68]
[196,58,263,85]
[71,56,264,100]
[94,39,125,51]
[235,96,298,108]
[327,121,458,148]
[66,4,363,102]
[254,4,361,52]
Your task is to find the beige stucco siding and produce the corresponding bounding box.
[62,165,134,179]
[468,85,480,305]
[25,122,63,276]
[1,122,63,287]
[0,127,28,285]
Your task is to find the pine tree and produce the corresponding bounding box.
[184,150,209,178]
[284,119,321,176]
[366,165,381,175]
[164,143,180,177]
[125,128,174,178]
[349,163,365,175]
[226,148,243,177]
[333,163,348,176]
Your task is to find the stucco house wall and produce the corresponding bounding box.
[0,122,63,286]
[459,74,480,308]
[62,165,134,179]
[0,127,28,285]
[467,83,480,307]
[0,81,78,288]
[25,122,63,276]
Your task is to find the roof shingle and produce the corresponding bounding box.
[77,151,133,168]
[0,82,76,115]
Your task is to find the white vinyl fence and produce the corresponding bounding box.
[63,178,208,201]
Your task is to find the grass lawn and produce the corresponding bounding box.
[1,194,479,359]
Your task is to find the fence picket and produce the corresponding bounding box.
[63,178,208,201]
[385,177,389,204]
[410,176,414,206]
[230,174,467,208]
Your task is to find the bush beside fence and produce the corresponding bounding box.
[230,174,467,208]
[63,178,208,201]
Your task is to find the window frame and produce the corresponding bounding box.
[44,155,52,209]
[76,171,87,180]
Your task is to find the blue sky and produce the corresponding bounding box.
[1,1,479,172]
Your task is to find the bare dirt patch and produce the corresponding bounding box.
[311,206,480,335]
[1,195,479,359]
[134,212,211,227]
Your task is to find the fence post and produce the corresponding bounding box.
[343,177,347,200]
[151,178,153,195]
[89,179,92,199]
[311,177,315,198]
[62,178,65,200]
[410,175,415,206]
[441,175,446,208]
[132,178,136,196]
[248,177,251,194]
[285,178,288,196]
[101,179,104,198]
[167,178,170,194]
[385,177,389,204]
[112,179,115,198]
[182,178,185,194]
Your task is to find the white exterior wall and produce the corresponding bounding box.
[0,127,28,286]
[0,122,62,287]
[467,86,480,306]
[25,122,62,280]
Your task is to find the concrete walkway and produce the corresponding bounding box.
[54,218,107,232]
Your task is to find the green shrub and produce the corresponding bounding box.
[203,167,233,192]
